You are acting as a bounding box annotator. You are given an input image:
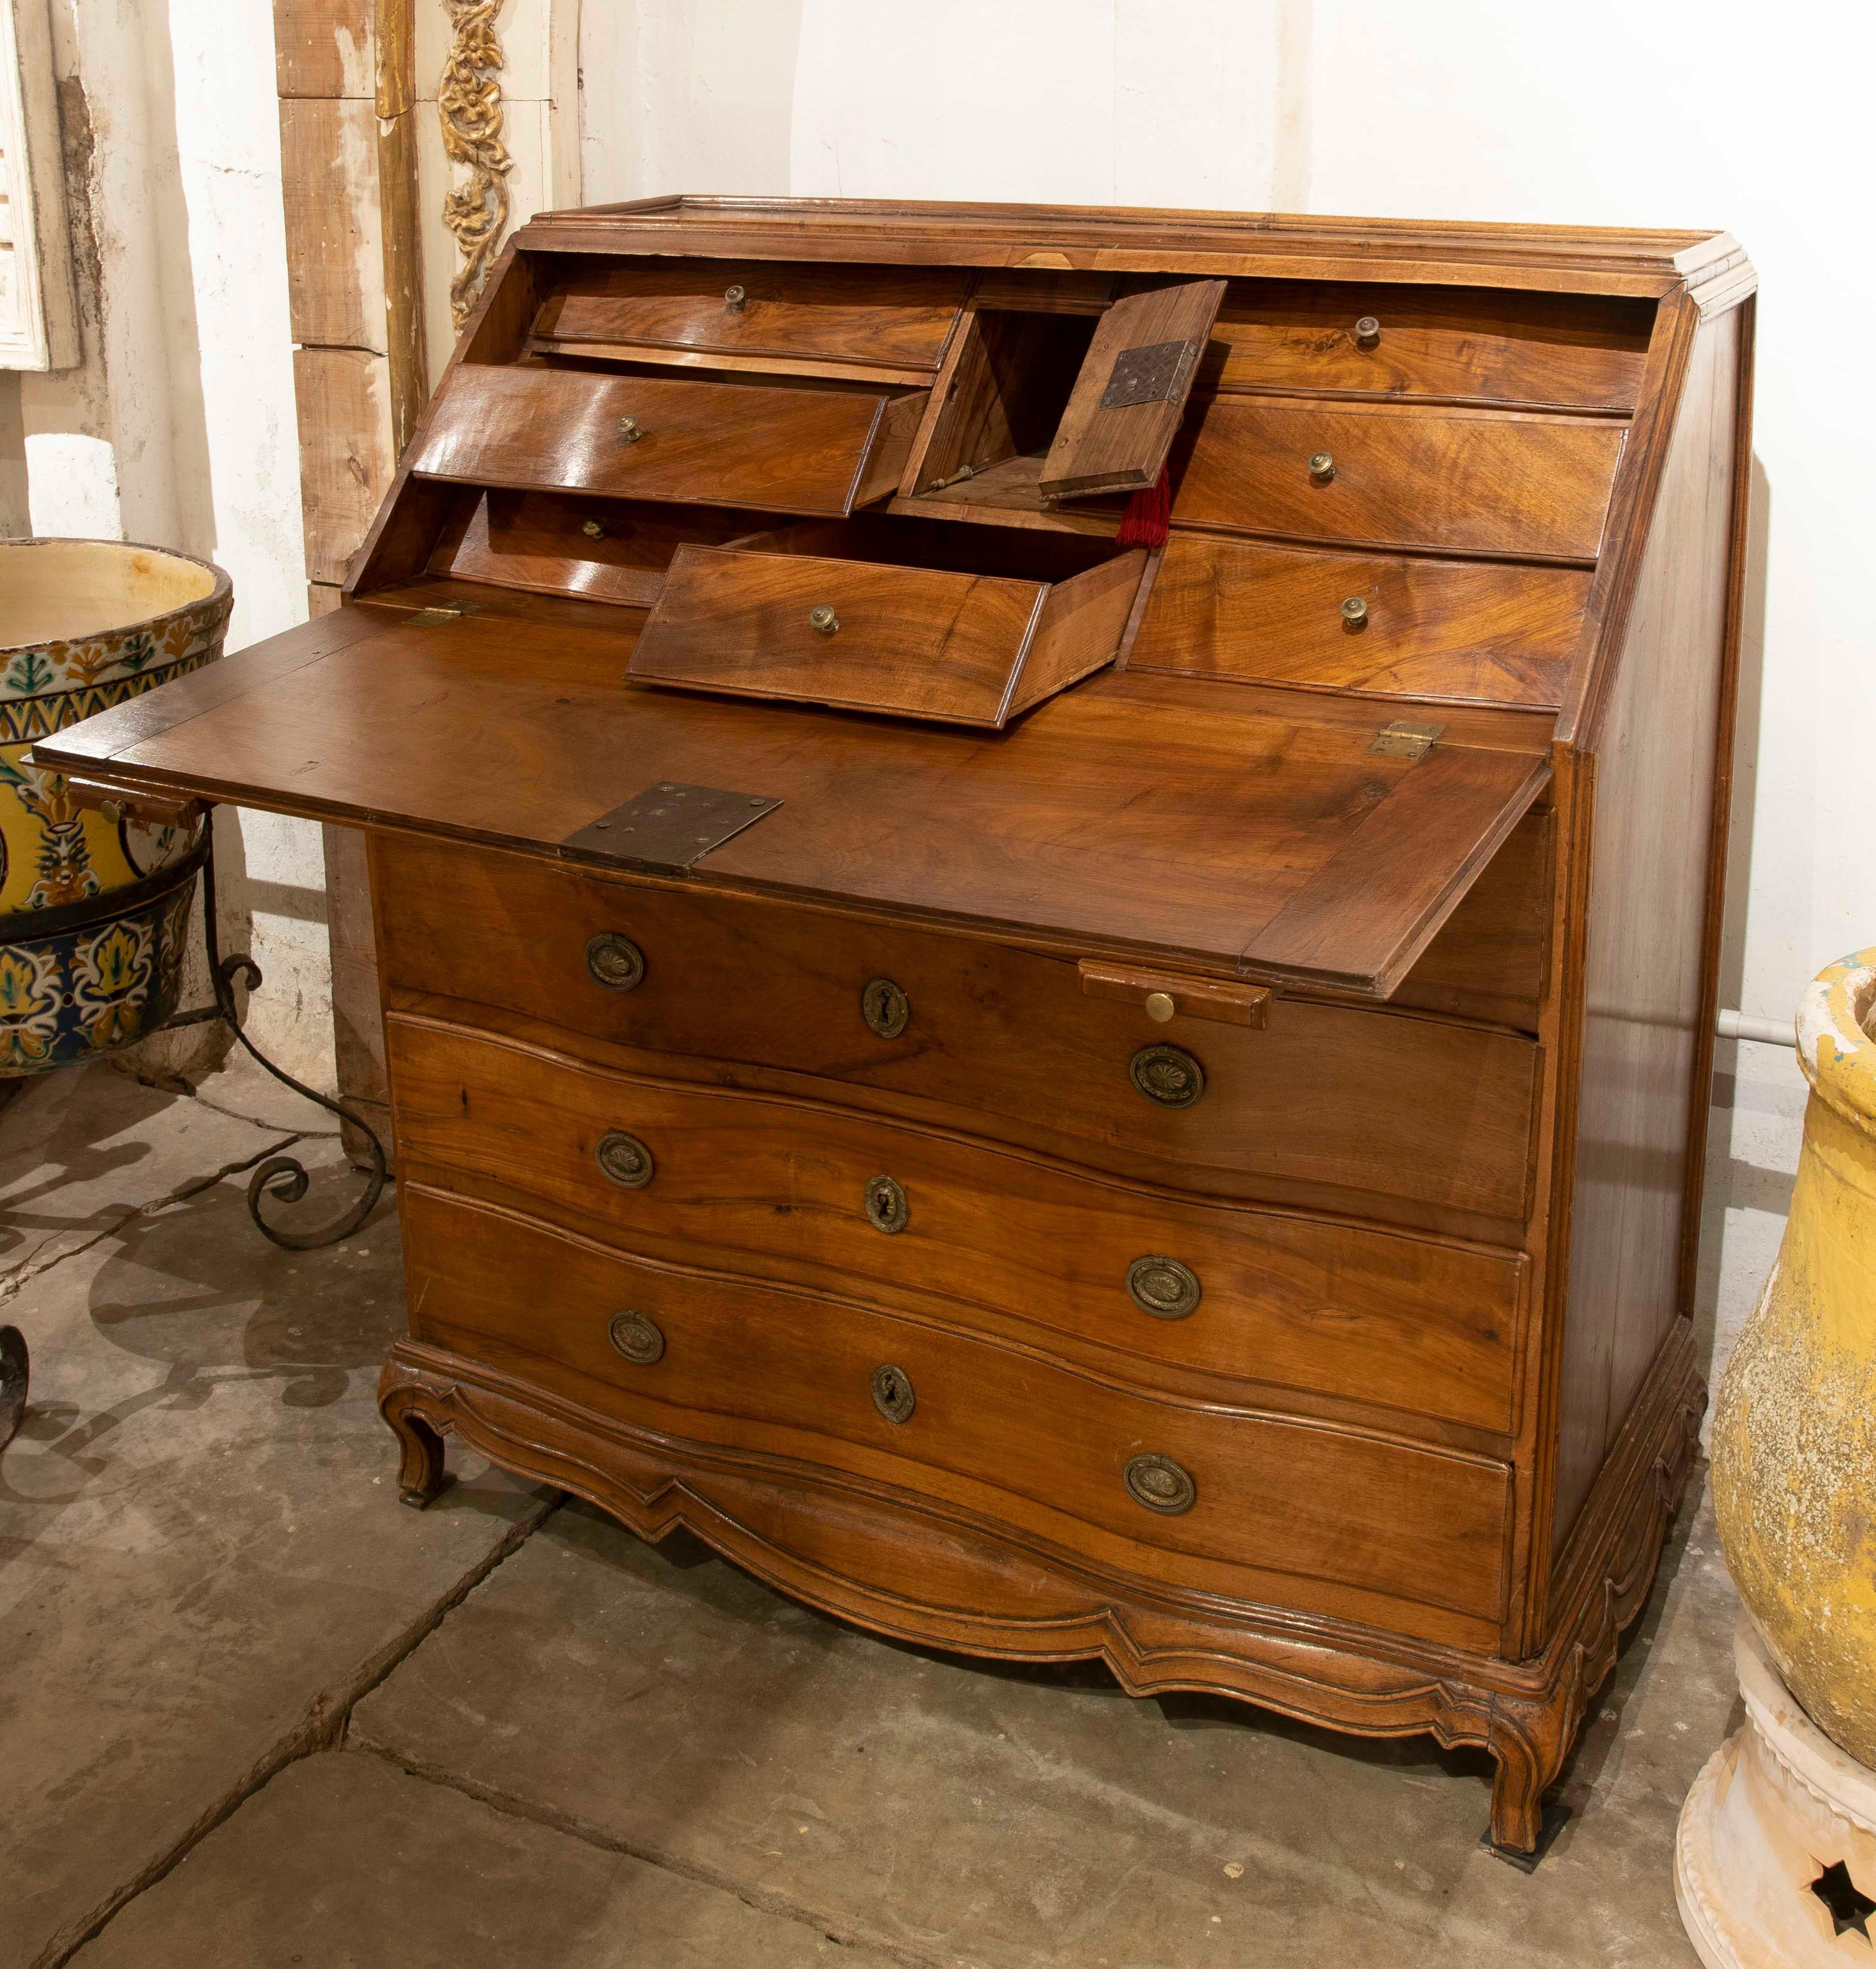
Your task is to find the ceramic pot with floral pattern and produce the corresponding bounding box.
[0,538,231,1075]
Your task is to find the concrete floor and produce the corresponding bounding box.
[2,1058,1746,1969]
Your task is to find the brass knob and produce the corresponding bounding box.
[871,1363,916,1424]
[724,284,747,312]
[1126,1256,1202,1321]
[585,932,645,991]
[617,415,643,443]
[607,1311,665,1365]
[1340,596,1369,630]
[99,799,124,825]
[1354,316,1381,349]
[809,604,840,636]
[1129,1043,1205,1109]
[864,1173,909,1234]
[1144,990,1175,1023]
[581,518,607,540]
[595,1129,654,1189]
[861,976,910,1039]
[1124,1453,1196,1515]
[1308,451,1336,483]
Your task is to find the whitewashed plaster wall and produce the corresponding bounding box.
[15,0,329,1084]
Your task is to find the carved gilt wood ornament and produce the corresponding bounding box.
[439,0,512,328]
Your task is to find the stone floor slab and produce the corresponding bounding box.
[0,1120,550,1969]
[69,1750,893,1969]
[356,1485,1738,1969]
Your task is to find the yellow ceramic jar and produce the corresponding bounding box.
[1712,948,1876,1765]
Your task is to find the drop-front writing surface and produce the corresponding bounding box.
[31,198,1756,1856]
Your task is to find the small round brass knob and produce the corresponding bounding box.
[1126,1256,1202,1321]
[864,1174,909,1234]
[585,932,645,991]
[607,1310,665,1365]
[871,1363,916,1424]
[617,415,643,443]
[1340,596,1369,630]
[724,284,747,312]
[1129,1043,1206,1109]
[581,518,607,540]
[809,604,840,636]
[1144,991,1175,1023]
[1124,1453,1196,1515]
[1308,451,1336,483]
[99,799,124,825]
[596,1130,654,1189]
[861,976,910,1039]
[1354,316,1381,349]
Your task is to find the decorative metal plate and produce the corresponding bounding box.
[607,1311,665,1366]
[1124,1453,1196,1516]
[861,977,910,1040]
[1100,338,1199,409]
[1370,721,1446,761]
[562,783,783,876]
[863,1174,910,1235]
[595,1130,655,1189]
[585,932,645,992]
[1126,1255,1203,1321]
[1129,1043,1206,1109]
[871,1363,916,1424]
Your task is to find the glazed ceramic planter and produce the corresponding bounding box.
[0,538,231,1075]
[1711,947,1876,1765]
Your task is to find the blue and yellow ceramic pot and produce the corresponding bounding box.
[0,539,231,1076]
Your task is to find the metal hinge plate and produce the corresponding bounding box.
[405,602,485,627]
[1100,338,1199,408]
[561,782,784,875]
[1369,720,1446,761]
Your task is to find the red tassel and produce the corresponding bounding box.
[1114,466,1171,549]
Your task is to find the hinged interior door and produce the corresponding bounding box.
[1038,279,1227,500]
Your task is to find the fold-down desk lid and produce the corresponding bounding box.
[31,600,1552,999]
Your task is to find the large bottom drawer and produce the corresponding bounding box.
[401,1185,1514,1644]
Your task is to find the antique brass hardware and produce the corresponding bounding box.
[607,1311,665,1365]
[581,518,607,540]
[1340,596,1369,630]
[1370,720,1446,762]
[724,283,747,312]
[1354,316,1381,349]
[596,1130,654,1188]
[1079,959,1271,1030]
[1124,1453,1196,1515]
[617,415,643,443]
[584,932,645,991]
[861,976,910,1039]
[1143,991,1175,1023]
[1126,1256,1202,1321]
[809,604,840,636]
[864,1174,909,1234]
[1129,1043,1205,1109]
[1308,451,1336,483]
[871,1363,916,1423]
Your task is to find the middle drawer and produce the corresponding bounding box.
[387,1014,1524,1437]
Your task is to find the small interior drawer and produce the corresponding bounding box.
[1171,399,1626,561]
[627,518,1146,726]
[409,363,929,518]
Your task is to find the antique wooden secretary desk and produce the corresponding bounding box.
[37,199,1756,1855]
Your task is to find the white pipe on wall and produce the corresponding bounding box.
[1719,1010,1796,1048]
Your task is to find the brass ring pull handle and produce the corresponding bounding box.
[608,1310,665,1365]
[871,1363,916,1423]
[1308,451,1336,483]
[585,931,645,991]
[617,415,644,443]
[1354,316,1381,349]
[596,1129,655,1189]
[863,1173,909,1234]
[861,976,910,1038]
[1126,1255,1202,1320]
[1124,1453,1196,1515]
[1340,596,1369,629]
[724,284,747,312]
[1129,1043,1205,1109]
[809,604,840,636]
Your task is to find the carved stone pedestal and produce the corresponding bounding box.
[1677,1612,1876,1967]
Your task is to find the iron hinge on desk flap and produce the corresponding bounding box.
[1100,338,1201,409]
[1370,720,1446,761]
[560,782,784,875]
[405,602,485,627]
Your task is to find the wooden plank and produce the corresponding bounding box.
[322,819,391,1169]
[274,0,374,97]
[293,347,397,585]
[280,97,385,351]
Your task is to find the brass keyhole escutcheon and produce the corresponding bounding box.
[1308,451,1336,483]
[1126,1256,1202,1321]
[871,1363,916,1424]
[1129,1043,1206,1109]
[861,976,910,1039]
[1340,596,1369,630]
[864,1174,909,1234]
[585,932,645,992]
[608,1310,665,1365]
[582,518,607,540]
[617,415,643,443]
[1354,315,1381,349]
[724,283,747,312]
[810,604,840,636]
[596,1129,655,1189]
[1125,1453,1196,1515]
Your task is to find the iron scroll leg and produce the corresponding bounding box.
[198,835,390,1250]
[0,1325,26,1452]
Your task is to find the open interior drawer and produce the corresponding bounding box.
[626,517,1148,726]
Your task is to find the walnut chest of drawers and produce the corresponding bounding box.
[36,198,1757,1855]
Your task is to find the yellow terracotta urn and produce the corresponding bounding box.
[1711,947,1876,1765]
